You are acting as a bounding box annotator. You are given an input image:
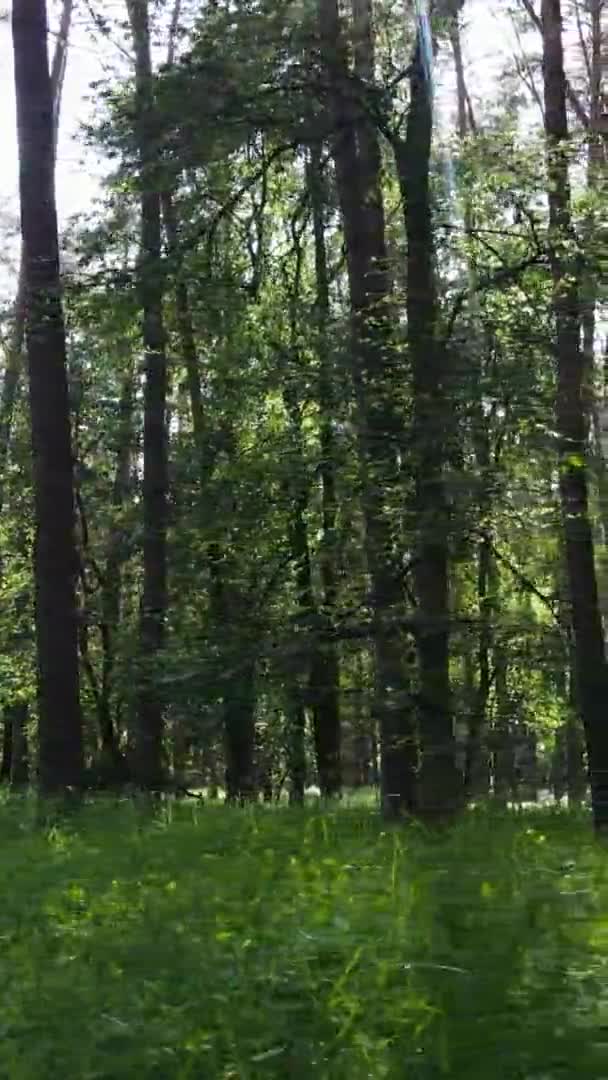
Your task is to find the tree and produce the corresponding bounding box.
[318,0,417,817]
[404,16,461,817]
[12,0,84,792]
[540,0,608,830]
[126,0,170,789]
[1,0,74,787]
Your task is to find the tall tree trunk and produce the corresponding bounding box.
[0,0,73,520]
[126,0,169,789]
[307,146,342,798]
[318,0,417,818]
[282,434,313,806]
[541,0,608,830]
[448,10,494,804]
[12,0,84,793]
[403,28,460,818]
[98,361,134,771]
[2,0,74,784]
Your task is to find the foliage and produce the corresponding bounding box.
[0,798,606,1078]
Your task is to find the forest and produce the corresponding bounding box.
[1,0,607,1075]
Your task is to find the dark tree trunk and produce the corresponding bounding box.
[318,0,417,818]
[127,0,169,789]
[208,539,258,803]
[224,661,256,804]
[0,0,73,521]
[0,714,12,782]
[307,146,342,798]
[541,0,608,830]
[12,0,83,793]
[565,713,586,804]
[403,31,461,819]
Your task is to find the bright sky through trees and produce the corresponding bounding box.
[0,0,510,241]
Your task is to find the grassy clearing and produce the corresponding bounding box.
[0,798,606,1079]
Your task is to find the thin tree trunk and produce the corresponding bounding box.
[541,0,608,830]
[403,28,460,818]
[126,0,169,789]
[282,438,312,806]
[466,529,493,797]
[161,192,207,472]
[448,10,493,803]
[12,0,83,793]
[307,146,342,798]
[318,0,417,818]
[98,362,134,772]
[493,641,514,804]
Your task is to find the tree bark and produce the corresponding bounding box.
[12,0,84,793]
[0,0,73,522]
[126,0,169,789]
[541,0,608,830]
[223,655,256,803]
[403,29,461,818]
[318,0,417,818]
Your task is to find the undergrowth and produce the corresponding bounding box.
[0,797,606,1078]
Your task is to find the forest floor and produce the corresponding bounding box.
[0,796,606,1079]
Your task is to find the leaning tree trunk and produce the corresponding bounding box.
[319,0,417,818]
[12,0,84,793]
[403,27,461,818]
[541,0,608,830]
[126,0,169,789]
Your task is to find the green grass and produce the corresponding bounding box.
[0,797,606,1079]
